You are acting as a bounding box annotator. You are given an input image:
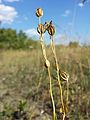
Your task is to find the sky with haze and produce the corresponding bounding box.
[0,0,90,45]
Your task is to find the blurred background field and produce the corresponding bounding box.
[0,44,90,119]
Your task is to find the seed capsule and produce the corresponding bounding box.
[59,70,69,81]
[36,8,43,18]
[37,24,46,34]
[48,26,55,36]
[47,21,55,36]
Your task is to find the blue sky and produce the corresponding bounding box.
[0,0,90,44]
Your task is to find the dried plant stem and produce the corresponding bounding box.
[38,17,41,24]
[40,34,57,120]
[51,36,65,120]
[48,67,57,120]
[66,80,69,112]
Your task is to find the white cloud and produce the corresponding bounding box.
[0,4,18,24]
[78,0,90,7]
[62,10,71,17]
[78,3,84,7]
[0,0,20,3]
[25,28,39,37]
[4,0,20,2]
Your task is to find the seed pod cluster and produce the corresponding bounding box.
[36,8,43,18]
[36,8,69,120]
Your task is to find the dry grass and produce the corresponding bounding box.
[0,46,90,120]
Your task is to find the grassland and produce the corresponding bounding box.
[0,46,90,120]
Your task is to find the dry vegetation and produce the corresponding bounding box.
[0,46,90,120]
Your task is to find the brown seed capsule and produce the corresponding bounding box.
[36,8,43,18]
[48,25,55,36]
[59,70,69,81]
[37,24,46,34]
[46,21,55,36]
